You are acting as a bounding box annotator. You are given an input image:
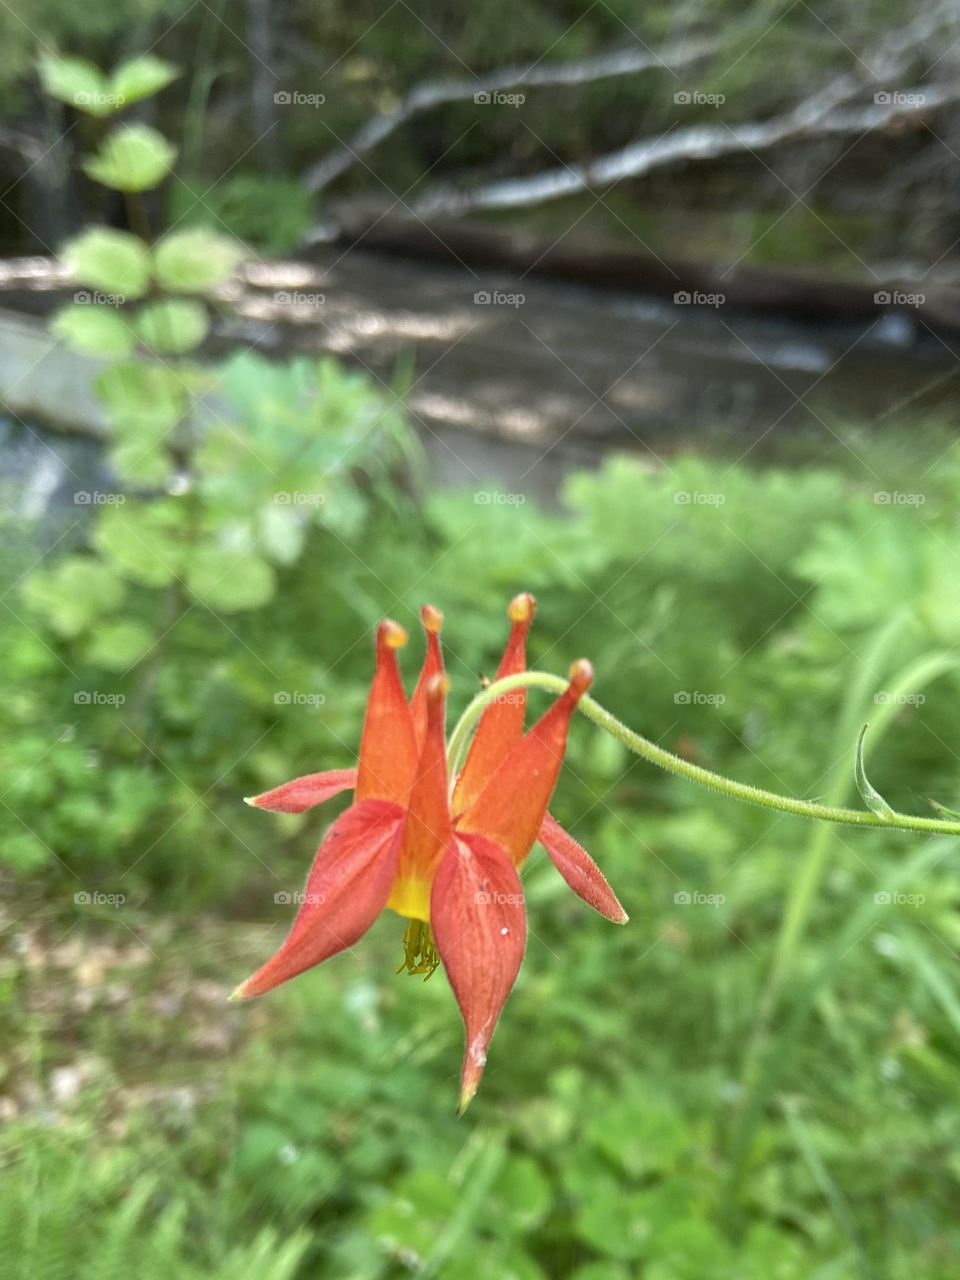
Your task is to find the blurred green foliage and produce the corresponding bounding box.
[5,29,960,1280]
[5,440,960,1278]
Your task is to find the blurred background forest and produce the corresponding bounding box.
[3,2,960,1278]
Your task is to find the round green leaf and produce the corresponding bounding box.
[83,124,177,193]
[96,361,185,435]
[186,548,275,611]
[109,55,178,107]
[21,557,126,638]
[51,304,133,357]
[153,228,244,293]
[93,503,185,588]
[38,54,112,116]
[135,300,209,355]
[62,228,150,299]
[85,620,155,670]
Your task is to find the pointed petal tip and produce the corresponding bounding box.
[508,592,536,624]
[421,603,444,633]
[426,673,451,702]
[568,658,593,697]
[458,1073,480,1115]
[378,619,408,651]
[242,795,258,807]
[228,982,252,1002]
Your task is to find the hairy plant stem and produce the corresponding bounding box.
[447,671,960,838]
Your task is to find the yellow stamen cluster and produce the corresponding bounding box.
[396,918,440,979]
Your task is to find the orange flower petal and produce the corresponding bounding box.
[244,768,357,813]
[410,604,445,750]
[355,620,418,804]
[431,832,527,1112]
[230,799,403,999]
[457,659,593,866]
[452,592,535,816]
[538,812,628,924]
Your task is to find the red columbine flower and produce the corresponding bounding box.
[232,596,626,1110]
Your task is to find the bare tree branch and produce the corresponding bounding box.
[408,82,959,217]
[303,36,720,193]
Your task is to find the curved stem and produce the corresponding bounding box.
[447,671,960,838]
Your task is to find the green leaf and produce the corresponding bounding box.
[109,55,178,107]
[135,300,209,355]
[109,442,171,487]
[83,125,177,193]
[85,621,155,670]
[37,54,112,116]
[51,304,133,357]
[62,228,150,299]
[93,503,186,588]
[21,557,126,638]
[185,548,275,611]
[855,724,897,820]
[153,228,243,293]
[96,361,185,436]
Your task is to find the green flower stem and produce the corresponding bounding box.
[447,671,960,837]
